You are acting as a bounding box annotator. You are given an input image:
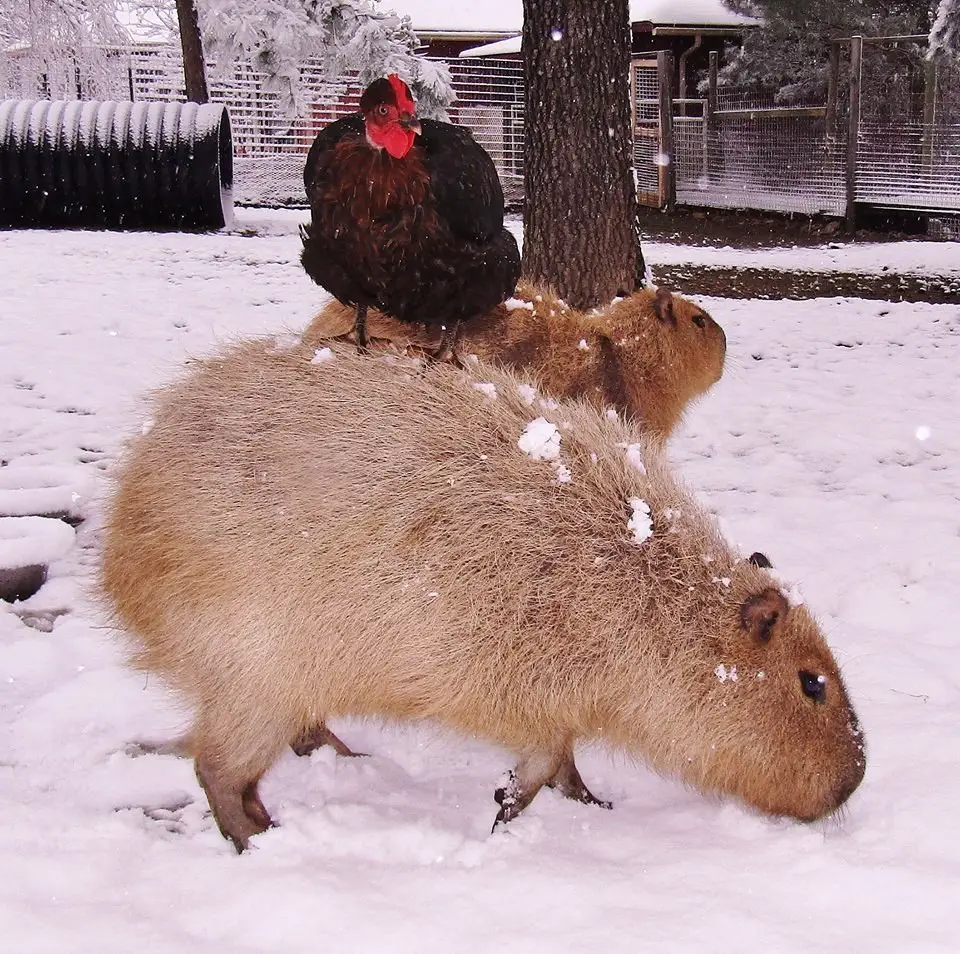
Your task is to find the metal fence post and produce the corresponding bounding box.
[706,50,718,182]
[845,35,862,233]
[921,57,938,175]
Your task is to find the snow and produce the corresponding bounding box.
[0,516,76,570]
[627,497,653,544]
[715,663,738,683]
[516,383,537,405]
[517,416,562,460]
[0,464,91,518]
[405,0,756,36]
[1,207,959,950]
[619,441,647,474]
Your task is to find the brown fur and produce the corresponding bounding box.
[100,342,864,851]
[301,280,727,441]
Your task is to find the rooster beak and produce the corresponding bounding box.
[400,116,422,135]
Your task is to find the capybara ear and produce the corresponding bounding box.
[654,286,676,326]
[747,551,773,569]
[740,587,789,642]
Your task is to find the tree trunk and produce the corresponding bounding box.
[521,0,643,310]
[176,0,209,103]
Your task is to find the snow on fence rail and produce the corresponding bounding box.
[2,41,959,221]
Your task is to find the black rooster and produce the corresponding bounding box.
[300,74,521,361]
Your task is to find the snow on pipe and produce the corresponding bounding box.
[0,99,233,231]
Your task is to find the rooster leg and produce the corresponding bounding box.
[354,303,369,353]
[432,319,462,365]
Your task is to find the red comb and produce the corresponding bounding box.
[387,73,416,114]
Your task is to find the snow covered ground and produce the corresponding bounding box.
[1,209,958,952]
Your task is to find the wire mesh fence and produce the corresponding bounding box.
[0,44,522,206]
[855,40,960,214]
[677,107,846,215]
[631,60,662,203]
[2,40,959,220]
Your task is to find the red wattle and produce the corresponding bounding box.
[382,126,416,159]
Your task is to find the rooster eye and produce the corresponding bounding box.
[376,105,390,117]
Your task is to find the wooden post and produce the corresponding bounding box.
[658,50,675,212]
[845,35,862,234]
[921,57,938,175]
[826,42,839,135]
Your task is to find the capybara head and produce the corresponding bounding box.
[591,285,726,432]
[640,572,865,821]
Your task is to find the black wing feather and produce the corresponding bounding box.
[418,118,505,243]
[302,113,365,196]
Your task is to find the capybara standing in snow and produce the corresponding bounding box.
[100,341,864,851]
[302,281,726,441]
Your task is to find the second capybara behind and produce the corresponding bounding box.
[301,280,726,441]
[100,341,864,852]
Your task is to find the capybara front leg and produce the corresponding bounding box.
[547,755,613,810]
[492,750,564,831]
[195,760,274,853]
[291,722,364,758]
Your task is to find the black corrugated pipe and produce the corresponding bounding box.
[0,99,233,230]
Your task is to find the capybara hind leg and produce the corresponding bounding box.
[547,755,613,810]
[291,722,364,758]
[195,758,274,853]
[492,750,564,831]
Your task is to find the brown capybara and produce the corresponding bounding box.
[301,280,726,441]
[100,341,864,852]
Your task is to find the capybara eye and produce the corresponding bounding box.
[799,670,827,704]
[692,314,707,328]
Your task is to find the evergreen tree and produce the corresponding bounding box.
[929,0,960,58]
[1,0,129,96]
[1,0,128,48]
[194,0,454,119]
[721,1,937,99]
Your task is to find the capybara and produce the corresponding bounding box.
[101,341,864,851]
[301,280,726,441]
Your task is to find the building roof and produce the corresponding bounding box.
[393,0,758,36]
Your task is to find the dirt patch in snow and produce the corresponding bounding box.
[638,206,960,302]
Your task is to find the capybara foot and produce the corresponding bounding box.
[491,750,571,831]
[291,722,364,758]
[493,770,536,831]
[195,762,274,853]
[547,757,613,810]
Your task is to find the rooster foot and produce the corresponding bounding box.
[326,330,392,355]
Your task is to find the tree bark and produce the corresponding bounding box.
[521,0,644,310]
[176,0,209,103]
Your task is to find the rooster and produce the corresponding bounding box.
[300,74,521,362]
